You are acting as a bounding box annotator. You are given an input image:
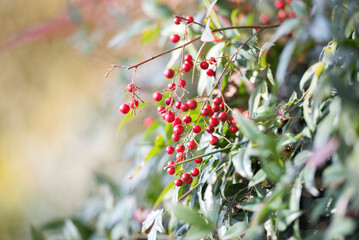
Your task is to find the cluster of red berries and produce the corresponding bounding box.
[170,15,195,44]
[119,83,141,114]
[120,15,253,188]
[275,0,295,21]
[259,0,295,24]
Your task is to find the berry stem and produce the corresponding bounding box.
[173,15,206,28]
[164,144,234,170]
[105,24,280,77]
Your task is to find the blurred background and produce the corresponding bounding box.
[0,0,197,239]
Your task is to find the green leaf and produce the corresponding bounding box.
[276,133,297,153]
[233,111,270,145]
[259,42,276,69]
[276,39,296,85]
[222,222,247,240]
[248,169,267,188]
[30,225,46,240]
[304,164,319,196]
[198,184,220,224]
[153,181,174,208]
[204,0,221,29]
[142,209,165,240]
[170,205,213,230]
[299,62,325,91]
[254,105,275,120]
[323,165,346,187]
[291,0,308,18]
[270,18,301,42]
[141,0,172,19]
[248,81,268,118]
[63,220,82,240]
[231,148,253,179]
[108,19,153,49]
[237,198,262,212]
[293,150,311,168]
[326,217,357,239]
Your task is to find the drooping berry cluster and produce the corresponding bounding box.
[119,82,142,114]
[117,15,254,187]
[259,0,295,24]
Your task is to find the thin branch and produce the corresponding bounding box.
[105,24,280,76]
[164,144,234,170]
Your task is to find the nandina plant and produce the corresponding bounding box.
[33,1,359,240]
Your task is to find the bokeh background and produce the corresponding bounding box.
[0,0,196,239]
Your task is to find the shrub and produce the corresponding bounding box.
[34,0,359,239]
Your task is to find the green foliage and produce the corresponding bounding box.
[36,0,359,240]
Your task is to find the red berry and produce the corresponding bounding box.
[186,16,194,24]
[168,82,176,90]
[182,62,192,72]
[188,100,197,110]
[165,97,174,106]
[243,111,250,119]
[191,168,199,177]
[178,79,186,88]
[210,136,219,145]
[193,125,202,134]
[206,125,215,134]
[278,9,287,21]
[208,57,216,64]
[213,97,222,105]
[187,141,196,150]
[230,125,238,133]
[172,134,180,142]
[165,112,175,123]
[152,92,162,102]
[286,0,291,3]
[127,83,135,92]
[144,117,154,127]
[228,117,236,125]
[194,157,203,164]
[220,102,225,110]
[180,103,190,112]
[170,34,180,43]
[174,101,182,109]
[206,69,215,77]
[166,146,174,154]
[260,14,271,24]
[167,167,175,175]
[184,54,193,62]
[164,69,175,79]
[173,124,184,135]
[209,117,219,127]
[212,104,220,112]
[172,118,182,127]
[157,106,165,114]
[176,152,185,161]
[289,10,296,18]
[175,144,185,153]
[185,176,193,184]
[174,16,181,25]
[275,0,286,9]
[168,160,175,166]
[119,104,130,114]
[234,108,243,114]
[129,99,138,109]
[218,112,229,122]
[129,99,139,109]
[183,115,192,124]
[200,61,209,70]
[181,173,190,182]
[201,108,210,117]
[206,106,214,117]
[174,179,183,187]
